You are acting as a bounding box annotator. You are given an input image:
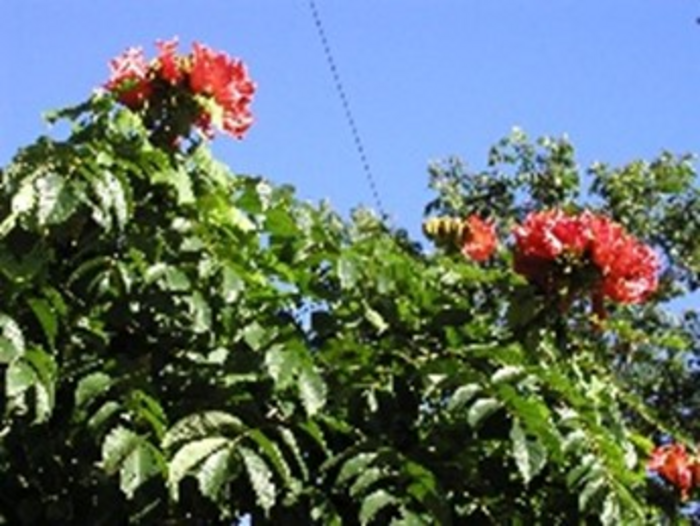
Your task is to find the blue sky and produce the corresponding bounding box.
[2,1,699,241]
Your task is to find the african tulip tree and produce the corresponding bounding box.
[0,40,697,524]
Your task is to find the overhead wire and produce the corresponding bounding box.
[306,0,386,218]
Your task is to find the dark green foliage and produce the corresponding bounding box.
[0,100,696,524]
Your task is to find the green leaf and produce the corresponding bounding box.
[266,206,299,238]
[0,245,48,285]
[562,429,587,455]
[300,420,330,455]
[152,167,195,205]
[600,494,620,526]
[350,466,387,498]
[239,445,276,514]
[196,445,234,501]
[566,454,596,488]
[163,411,244,451]
[88,401,122,435]
[249,429,294,486]
[0,314,25,357]
[467,398,501,428]
[242,321,269,352]
[279,427,309,481]
[448,383,481,412]
[265,344,301,390]
[163,266,191,292]
[298,365,326,417]
[101,426,142,475]
[0,213,17,238]
[27,297,58,348]
[23,347,57,423]
[338,255,360,289]
[404,462,450,525]
[90,169,130,231]
[221,265,245,303]
[491,365,525,384]
[127,389,168,439]
[6,359,36,398]
[337,452,379,486]
[579,470,606,513]
[75,372,112,410]
[360,489,397,525]
[364,304,389,335]
[510,419,547,484]
[67,255,112,288]
[0,337,19,364]
[168,437,230,500]
[12,179,35,215]
[5,348,57,423]
[35,172,77,226]
[189,291,212,333]
[120,441,163,500]
[229,206,256,233]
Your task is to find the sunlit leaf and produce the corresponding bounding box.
[360,489,396,525]
[467,398,501,428]
[88,401,122,435]
[364,304,388,334]
[265,344,301,390]
[350,466,388,498]
[168,437,230,500]
[338,255,360,289]
[35,172,77,226]
[298,364,326,417]
[152,167,195,205]
[579,469,606,513]
[600,494,621,526]
[102,426,142,475]
[120,441,163,500]
[448,383,481,412]
[75,371,112,410]
[6,359,36,398]
[510,419,547,484]
[248,429,296,490]
[0,314,25,357]
[189,291,212,333]
[196,444,234,501]
[239,446,276,514]
[163,411,244,451]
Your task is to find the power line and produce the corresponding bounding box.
[307,0,386,217]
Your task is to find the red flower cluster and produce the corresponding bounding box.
[648,444,700,500]
[513,210,659,305]
[105,47,153,109]
[105,38,255,141]
[461,215,498,262]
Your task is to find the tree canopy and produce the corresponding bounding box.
[0,40,698,525]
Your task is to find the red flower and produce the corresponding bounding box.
[513,210,590,261]
[512,210,659,305]
[587,214,627,272]
[648,444,695,499]
[189,42,256,139]
[512,210,592,287]
[588,215,659,304]
[461,216,497,262]
[600,241,659,303]
[105,47,152,109]
[105,40,255,142]
[155,38,183,84]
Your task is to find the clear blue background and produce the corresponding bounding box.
[1,1,699,261]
